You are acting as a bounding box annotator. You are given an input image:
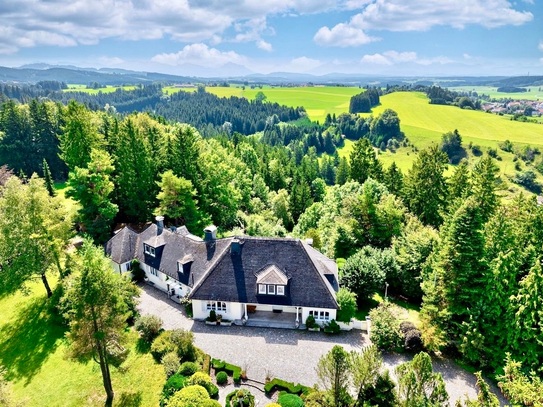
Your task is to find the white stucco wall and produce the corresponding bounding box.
[301,307,337,326]
[192,300,244,321]
[141,263,190,302]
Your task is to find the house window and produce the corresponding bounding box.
[144,244,155,257]
[267,285,275,295]
[124,262,132,272]
[276,285,285,295]
[177,262,183,273]
[149,267,158,276]
[206,301,227,312]
[309,310,330,321]
[258,284,267,294]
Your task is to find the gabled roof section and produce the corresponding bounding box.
[105,226,138,264]
[255,264,289,285]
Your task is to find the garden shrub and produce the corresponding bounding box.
[162,351,181,378]
[216,371,228,385]
[266,404,282,407]
[151,329,196,362]
[369,303,402,351]
[179,361,199,376]
[264,378,311,396]
[207,309,217,322]
[188,372,218,399]
[305,315,316,329]
[160,373,188,406]
[404,328,423,353]
[336,288,357,323]
[135,314,163,342]
[212,358,242,383]
[324,319,340,334]
[166,384,217,407]
[278,392,304,407]
[131,260,145,282]
[225,389,255,407]
[202,354,211,375]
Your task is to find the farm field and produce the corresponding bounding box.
[0,279,165,407]
[447,85,543,101]
[64,84,137,94]
[163,85,362,123]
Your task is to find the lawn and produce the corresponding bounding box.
[0,280,165,407]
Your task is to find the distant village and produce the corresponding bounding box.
[482,98,543,116]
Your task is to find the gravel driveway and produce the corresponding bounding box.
[138,284,506,406]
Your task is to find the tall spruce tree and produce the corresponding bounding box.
[403,145,448,228]
[42,159,55,197]
[349,138,382,184]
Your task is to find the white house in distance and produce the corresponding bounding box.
[105,216,340,328]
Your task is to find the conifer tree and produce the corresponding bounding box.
[42,159,55,197]
[349,138,382,184]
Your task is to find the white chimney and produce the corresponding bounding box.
[156,215,164,235]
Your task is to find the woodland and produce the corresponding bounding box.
[0,84,542,406]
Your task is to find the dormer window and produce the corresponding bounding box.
[255,264,289,296]
[144,244,155,257]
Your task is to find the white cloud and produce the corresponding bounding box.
[98,56,124,66]
[463,53,472,59]
[151,43,246,67]
[314,23,378,47]
[257,40,273,52]
[316,0,533,47]
[289,56,322,71]
[361,50,417,65]
[360,0,532,31]
[0,0,329,54]
[416,56,454,66]
[361,53,391,65]
[539,41,543,52]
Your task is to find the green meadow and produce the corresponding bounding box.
[64,84,137,94]
[447,85,543,101]
[163,85,362,123]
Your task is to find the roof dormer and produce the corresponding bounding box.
[255,264,289,296]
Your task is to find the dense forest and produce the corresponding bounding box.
[0,90,542,404]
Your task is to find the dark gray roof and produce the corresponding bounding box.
[106,224,338,309]
[105,227,138,264]
[189,237,338,309]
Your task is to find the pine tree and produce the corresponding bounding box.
[42,159,55,197]
[471,156,500,223]
[335,157,350,185]
[383,161,403,197]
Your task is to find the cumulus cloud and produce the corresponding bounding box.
[316,0,532,47]
[0,0,328,54]
[361,50,417,65]
[539,41,543,52]
[314,23,378,47]
[257,40,273,52]
[151,43,246,67]
[361,53,391,65]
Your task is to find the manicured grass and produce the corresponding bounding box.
[0,280,165,406]
[447,85,543,101]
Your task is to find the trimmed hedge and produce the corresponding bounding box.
[264,378,311,396]
[179,361,199,376]
[160,374,188,406]
[211,358,242,384]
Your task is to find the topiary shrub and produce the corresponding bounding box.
[277,392,304,407]
[207,310,217,322]
[211,358,242,384]
[166,384,215,407]
[264,378,311,396]
[188,372,219,399]
[160,373,188,406]
[266,404,282,407]
[179,361,199,376]
[216,371,228,385]
[162,351,181,378]
[135,314,163,343]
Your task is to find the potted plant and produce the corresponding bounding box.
[216,314,222,325]
[206,310,218,325]
[306,315,320,332]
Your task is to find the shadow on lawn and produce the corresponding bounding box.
[0,294,67,383]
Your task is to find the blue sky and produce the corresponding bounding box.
[0,0,541,77]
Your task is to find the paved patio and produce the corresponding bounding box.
[137,284,506,406]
